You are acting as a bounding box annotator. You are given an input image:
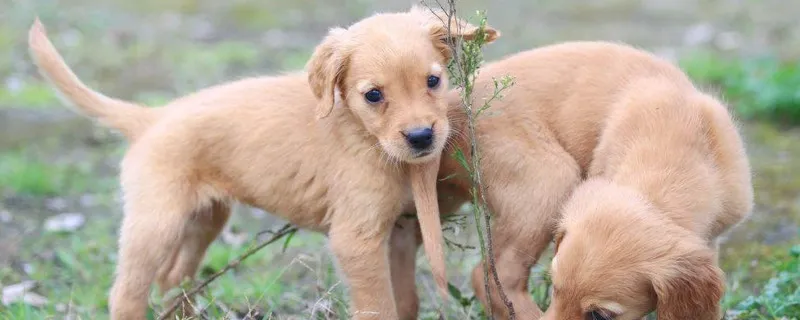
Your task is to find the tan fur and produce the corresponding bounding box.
[470,42,753,320]
[400,42,752,319]
[27,8,499,319]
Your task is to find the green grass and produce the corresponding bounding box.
[0,216,350,319]
[681,51,800,125]
[726,245,800,319]
[0,150,97,196]
[678,50,800,319]
[4,222,793,319]
[0,217,119,318]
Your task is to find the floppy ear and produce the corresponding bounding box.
[306,27,348,119]
[650,248,725,320]
[410,6,501,60]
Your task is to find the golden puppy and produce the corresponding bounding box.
[27,7,499,320]
[512,43,751,320]
[399,41,752,320]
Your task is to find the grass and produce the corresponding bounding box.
[727,245,800,319]
[0,149,102,196]
[0,214,348,319]
[4,216,793,319]
[680,50,800,125]
[0,207,548,319]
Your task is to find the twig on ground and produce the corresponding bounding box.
[157,224,298,320]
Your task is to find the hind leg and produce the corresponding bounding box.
[109,197,194,319]
[470,224,551,320]
[108,165,201,319]
[470,137,581,320]
[390,216,423,320]
[156,200,231,318]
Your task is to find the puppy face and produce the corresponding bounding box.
[544,181,725,320]
[306,6,499,163]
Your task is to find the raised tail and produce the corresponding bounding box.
[27,18,156,140]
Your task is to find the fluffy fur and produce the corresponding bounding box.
[27,7,499,320]
[399,41,752,319]
[540,43,752,320]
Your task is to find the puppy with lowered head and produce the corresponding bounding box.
[530,43,752,319]
[401,41,751,319]
[27,7,499,320]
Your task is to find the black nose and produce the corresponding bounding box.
[404,127,434,150]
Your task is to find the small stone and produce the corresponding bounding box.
[43,213,86,233]
[0,210,11,223]
[2,281,48,307]
[5,76,23,92]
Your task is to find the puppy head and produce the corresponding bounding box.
[306,6,499,163]
[544,180,725,320]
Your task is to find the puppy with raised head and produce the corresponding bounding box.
[400,42,752,320]
[27,7,499,320]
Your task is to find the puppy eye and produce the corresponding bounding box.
[364,89,383,103]
[585,310,613,320]
[427,75,440,89]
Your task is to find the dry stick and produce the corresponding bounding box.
[466,72,516,320]
[426,5,481,319]
[157,224,298,320]
[473,92,515,319]
[428,1,515,318]
[428,6,499,318]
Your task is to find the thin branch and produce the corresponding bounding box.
[425,1,516,318]
[475,80,516,320]
[157,224,298,320]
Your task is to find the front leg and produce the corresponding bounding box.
[390,182,470,320]
[329,214,398,320]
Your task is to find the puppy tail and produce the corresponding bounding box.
[27,18,155,140]
[409,158,450,306]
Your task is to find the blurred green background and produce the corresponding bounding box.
[0,0,798,319]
